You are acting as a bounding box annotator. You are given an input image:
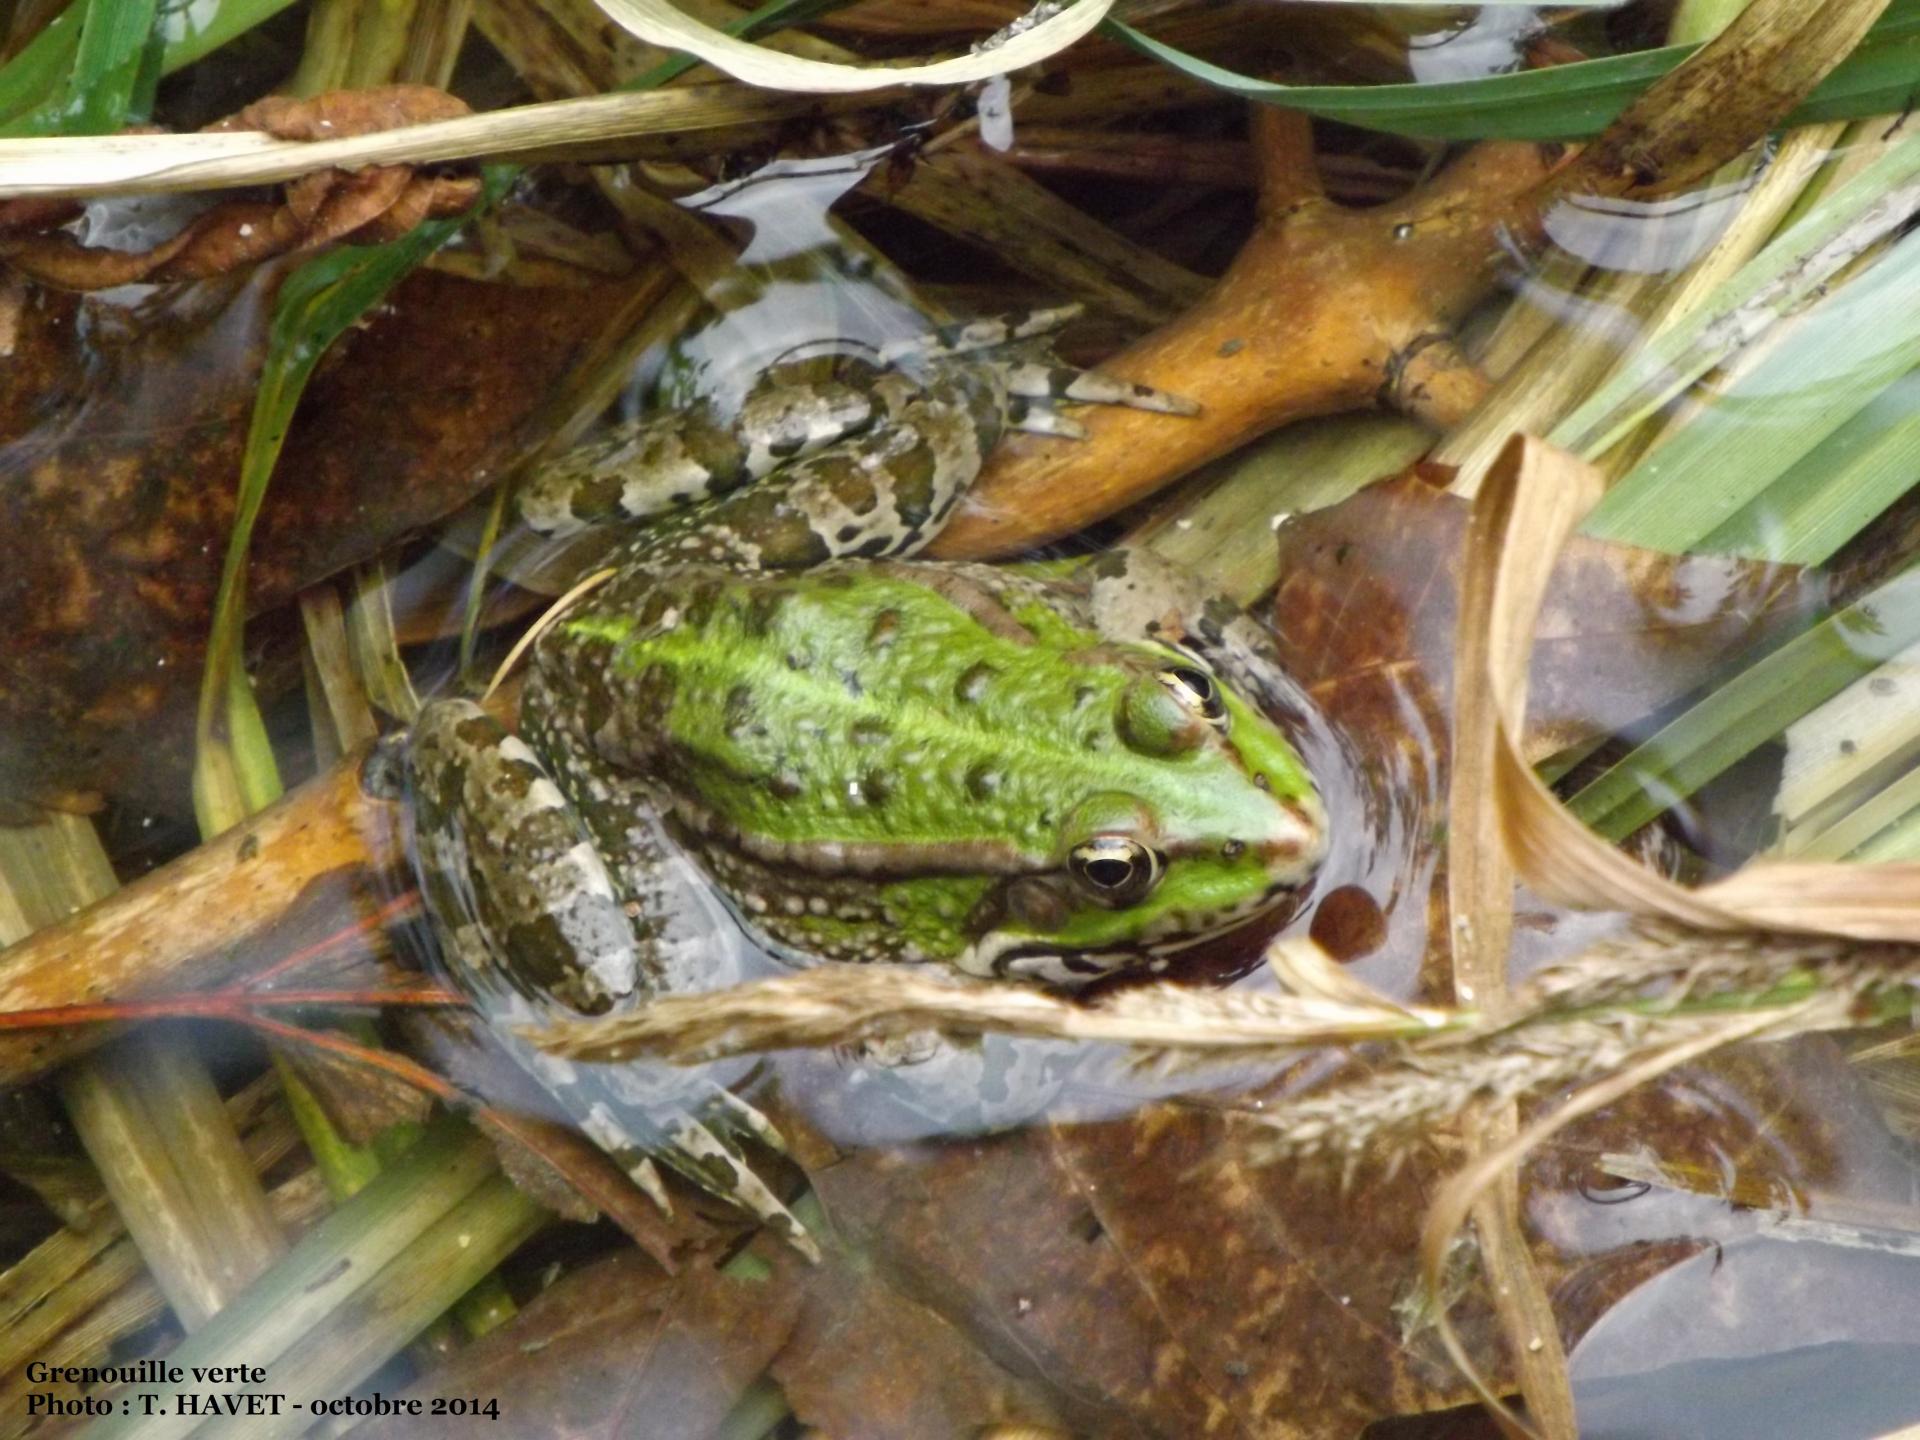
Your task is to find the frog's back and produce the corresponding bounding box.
[530,559,1321,891]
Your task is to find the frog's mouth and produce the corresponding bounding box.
[961,874,1306,988]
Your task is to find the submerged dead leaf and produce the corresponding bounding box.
[773,1228,1070,1437]
[1473,436,1920,939]
[807,1095,1507,1439]
[0,262,658,812]
[1273,473,1821,766]
[357,1249,802,1440]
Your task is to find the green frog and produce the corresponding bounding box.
[406,309,1328,1253]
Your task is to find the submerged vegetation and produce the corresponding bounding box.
[2,0,1920,1435]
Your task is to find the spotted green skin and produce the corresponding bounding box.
[524,557,1325,986]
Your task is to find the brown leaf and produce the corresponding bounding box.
[0,262,661,812]
[810,1104,1504,1440]
[356,1249,802,1440]
[0,86,480,291]
[800,1020,1908,1437]
[774,1231,1069,1438]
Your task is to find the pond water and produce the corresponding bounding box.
[2,1,1919,1437]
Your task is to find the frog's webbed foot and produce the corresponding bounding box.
[405,699,817,1257]
[574,1076,819,1262]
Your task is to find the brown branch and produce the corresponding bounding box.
[927,134,1558,559]
[928,0,1891,559]
[0,749,408,1086]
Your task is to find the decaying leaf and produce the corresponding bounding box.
[772,1228,1070,1437]
[0,87,480,291]
[0,262,659,813]
[357,1249,802,1439]
[1273,471,1822,766]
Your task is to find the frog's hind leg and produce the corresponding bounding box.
[406,699,816,1256]
[518,376,878,540]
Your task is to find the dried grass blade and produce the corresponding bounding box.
[530,965,1451,1064]
[0,85,870,198]
[590,0,1112,92]
[1473,434,1920,940]
[1448,439,1576,1435]
[1418,1007,1790,1436]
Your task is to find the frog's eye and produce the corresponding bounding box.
[1157,665,1228,728]
[1069,836,1163,905]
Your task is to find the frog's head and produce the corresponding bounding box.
[954,655,1327,986]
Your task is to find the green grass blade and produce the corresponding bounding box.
[1701,370,1920,565]
[3,0,160,137]
[1105,0,1920,142]
[156,0,304,75]
[0,0,302,135]
[77,1120,499,1440]
[1565,568,1920,841]
[192,169,511,834]
[0,10,79,126]
[1551,124,1920,460]
[1583,227,1920,551]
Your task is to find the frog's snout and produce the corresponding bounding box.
[1250,789,1330,890]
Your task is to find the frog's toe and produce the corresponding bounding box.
[999,359,1201,416]
[879,304,1083,363]
[693,1080,791,1157]
[578,1100,677,1214]
[1007,401,1089,440]
[579,1088,816,1259]
[665,1115,822,1262]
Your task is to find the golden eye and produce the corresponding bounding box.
[1068,836,1163,905]
[1157,665,1227,727]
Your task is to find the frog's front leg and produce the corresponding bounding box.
[406,700,815,1257]
[408,699,638,1016]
